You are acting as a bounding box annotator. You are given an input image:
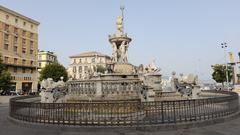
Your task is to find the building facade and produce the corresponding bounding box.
[237,52,240,84]
[38,50,57,72]
[68,51,111,80]
[0,5,40,93]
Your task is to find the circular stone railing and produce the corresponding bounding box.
[9,91,239,128]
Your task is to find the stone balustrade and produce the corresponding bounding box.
[67,80,143,98]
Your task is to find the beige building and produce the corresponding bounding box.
[38,50,57,72]
[0,5,40,93]
[237,52,240,84]
[68,51,111,80]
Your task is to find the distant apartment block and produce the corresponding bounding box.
[0,5,40,93]
[68,51,111,80]
[38,50,57,72]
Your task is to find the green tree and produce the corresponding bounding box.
[96,65,106,73]
[211,64,233,86]
[0,55,11,91]
[40,63,68,82]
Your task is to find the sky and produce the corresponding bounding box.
[1,0,240,82]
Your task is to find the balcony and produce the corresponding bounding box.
[4,62,37,69]
[3,29,9,33]
[4,40,9,44]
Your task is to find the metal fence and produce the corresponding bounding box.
[9,91,239,126]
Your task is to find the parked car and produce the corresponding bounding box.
[0,89,11,95]
[9,91,19,96]
[200,83,216,91]
[215,85,234,91]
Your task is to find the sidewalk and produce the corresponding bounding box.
[0,96,14,104]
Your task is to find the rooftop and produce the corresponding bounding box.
[38,50,56,56]
[0,5,40,25]
[69,51,110,58]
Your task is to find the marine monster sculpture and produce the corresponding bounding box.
[40,78,67,103]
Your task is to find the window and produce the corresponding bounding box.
[14,58,18,64]
[30,41,34,48]
[13,46,18,52]
[73,59,76,64]
[39,63,42,67]
[73,66,76,73]
[4,44,8,50]
[22,59,26,65]
[84,66,88,71]
[30,61,33,65]
[31,25,33,29]
[4,24,9,31]
[4,57,9,63]
[30,41,34,54]
[47,55,50,60]
[15,18,18,23]
[30,69,33,73]
[22,30,26,36]
[38,55,41,60]
[30,33,34,38]
[6,15,9,19]
[14,27,18,34]
[14,67,17,73]
[30,50,34,54]
[4,34,9,41]
[14,36,18,44]
[22,68,26,73]
[79,59,82,63]
[22,38,26,45]
[92,58,95,63]
[23,22,26,26]
[22,47,26,54]
[78,66,82,73]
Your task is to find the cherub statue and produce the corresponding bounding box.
[111,43,117,62]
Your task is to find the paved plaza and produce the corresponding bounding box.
[0,97,240,135]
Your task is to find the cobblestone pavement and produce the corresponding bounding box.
[1,103,240,135]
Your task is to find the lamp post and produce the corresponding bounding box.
[221,42,229,91]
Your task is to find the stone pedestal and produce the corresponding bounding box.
[142,73,162,92]
[39,90,54,103]
[113,63,135,74]
[144,87,155,102]
[192,86,201,99]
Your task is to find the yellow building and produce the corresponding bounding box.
[0,5,40,93]
[38,50,58,72]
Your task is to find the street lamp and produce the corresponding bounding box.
[221,42,229,91]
